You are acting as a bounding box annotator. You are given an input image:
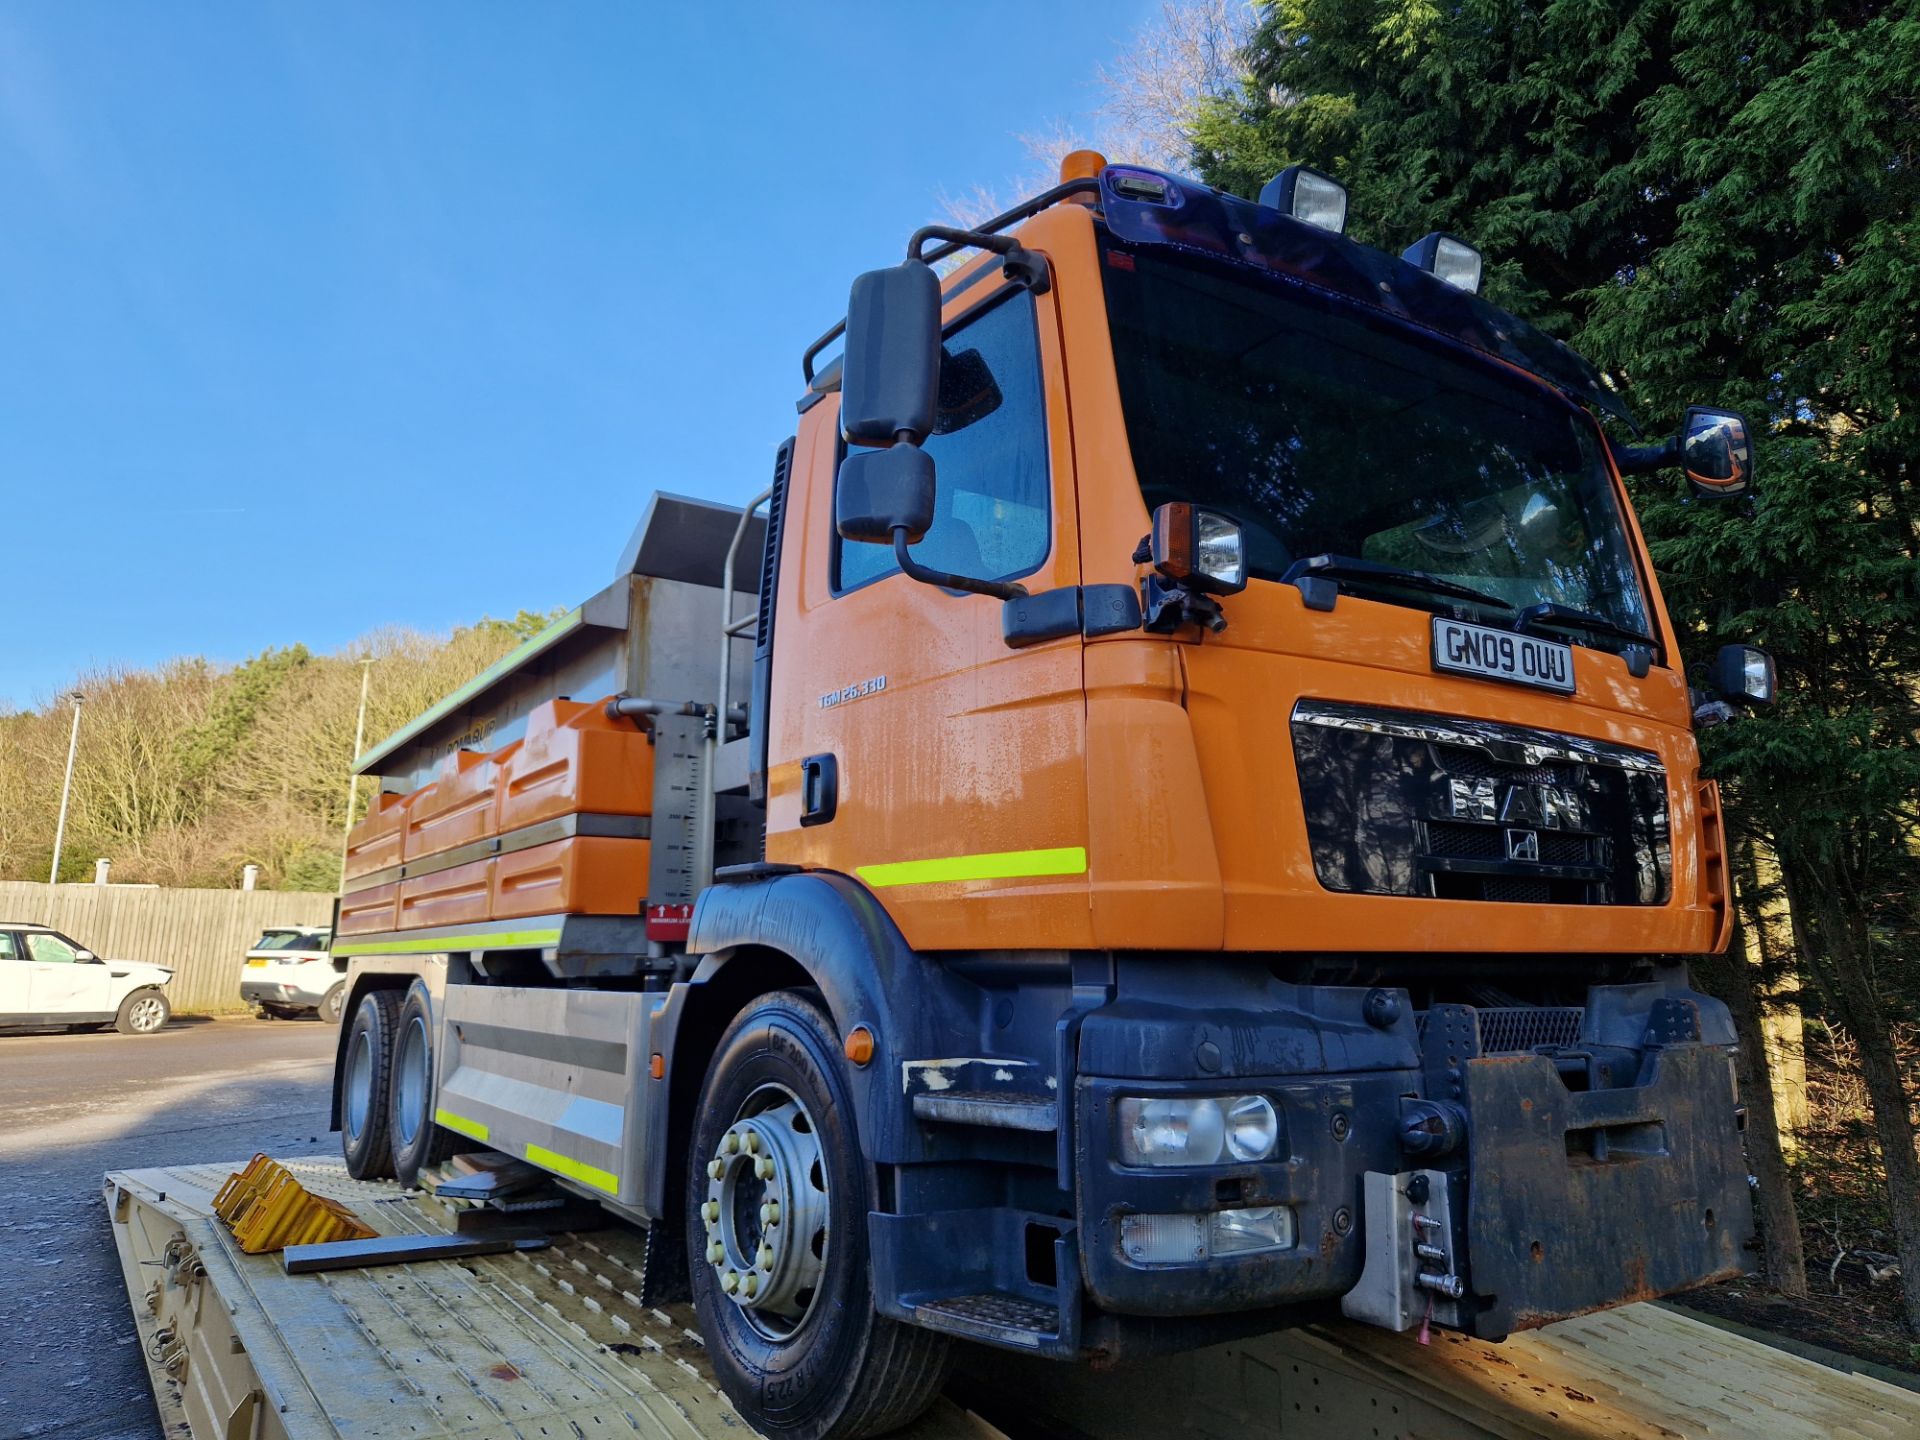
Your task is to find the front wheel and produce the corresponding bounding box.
[686,990,949,1440]
[115,989,170,1035]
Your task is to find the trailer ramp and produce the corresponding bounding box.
[108,1158,1919,1440]
[104,1158,994,1440]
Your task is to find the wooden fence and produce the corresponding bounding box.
[0,882,334,1013]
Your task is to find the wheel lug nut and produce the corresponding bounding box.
[722,1133,740,1154]
[707,1242,724,1264]
[707,1159,724,1179]
[760,1201,780,1226]
[742,1274,759,1297]
[754,1156,775,1179]
[701,1201,719,1223]
[757,1243,774,1268]
[744,1131,761,1153]
[722,1270,740,1294]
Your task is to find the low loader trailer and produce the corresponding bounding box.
[105,1157,1920,1438]
[114,153,1895,1438]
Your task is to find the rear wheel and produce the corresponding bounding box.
[389,981,461,1186]
[341,989,401,1179]
[687,990,950,1440]
[115,989,170,1036]
[319,983,346,1025]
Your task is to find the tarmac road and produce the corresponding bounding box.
[0,1016,339,1440]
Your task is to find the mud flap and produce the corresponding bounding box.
[1461,1043,1752,1337]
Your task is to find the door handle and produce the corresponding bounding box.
[799,754,838,827]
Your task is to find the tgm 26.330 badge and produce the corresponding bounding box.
[820,675,888,709]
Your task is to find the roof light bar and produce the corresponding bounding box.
[1403,232,1483,294]
[1260,164,1348,235]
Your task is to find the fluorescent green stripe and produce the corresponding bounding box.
[434,1107,490,1142]
[856,845,1088,888]
[354,607,584,774]
[332,928,560,957]
[525,1143,619,1195]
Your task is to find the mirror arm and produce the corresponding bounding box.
[1610,435,1681,475]
[892,528,1028,601]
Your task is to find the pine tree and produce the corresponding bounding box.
[1196,0,1920,1328]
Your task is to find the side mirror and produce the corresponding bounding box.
[836,446,934,545]
[841,263,942,447]
[831,258,1030,604]
[75,949,95,962]
[1711,644,1776,705]
[1681,407,1754,499]
[1610,405,1757,499]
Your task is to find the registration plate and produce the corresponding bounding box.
[1433,617,1574,694]
[246,958,268,967]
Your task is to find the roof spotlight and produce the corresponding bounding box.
[1403,232,1483,294]
[1260,164,1348,235]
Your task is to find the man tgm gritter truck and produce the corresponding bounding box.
[328,154,1776,1439]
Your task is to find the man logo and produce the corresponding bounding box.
[1506,829,1541,863]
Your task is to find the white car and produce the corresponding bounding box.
[0,924,174,1035]
[240,925,345,1022]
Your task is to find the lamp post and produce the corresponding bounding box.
[339,659,374,884]
[48,692,84,887]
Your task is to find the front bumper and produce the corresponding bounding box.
[1072,980,1753,1339]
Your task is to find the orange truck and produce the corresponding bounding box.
[330,153,1775,1440]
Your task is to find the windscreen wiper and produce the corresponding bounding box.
[1281,553,1515,613]
[1513,602,1657,651]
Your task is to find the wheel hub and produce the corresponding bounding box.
[702,1085,830,1337]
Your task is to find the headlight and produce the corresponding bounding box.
[1120,1207,1295,1264]
[1147,502,1249,597]
[1223,1095,1279,1162]
[1118,1095,1279,1167]
[1193,510,1246,593]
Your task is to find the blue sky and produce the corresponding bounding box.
[0,1,1160,707]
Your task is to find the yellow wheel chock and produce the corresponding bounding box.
[211,1154,378,1254]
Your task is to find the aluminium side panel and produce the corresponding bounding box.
[435,982,652,1208]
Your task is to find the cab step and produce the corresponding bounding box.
[910,1091,1058,1131]
[915,1292,1064,1350]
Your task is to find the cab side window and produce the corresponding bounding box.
[835,290,1051,593]
[26,933,78,964]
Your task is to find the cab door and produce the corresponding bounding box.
[766,276,1092,951]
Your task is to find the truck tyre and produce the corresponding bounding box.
[389,981,461,1186]
[114,989,170,1035]
[341,988,402,1179]
[319,982,346,1025]
[686,989,950,1440]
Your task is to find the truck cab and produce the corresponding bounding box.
[332,156,1770,1440]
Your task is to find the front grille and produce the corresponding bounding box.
[1426,821,1591,865]
[1433,748,1575,788]
[1481,876,1552,904]
[1418,1005,1586,1053]
[1291,701,1671,906]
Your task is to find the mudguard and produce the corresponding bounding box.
[658,871,981,1188]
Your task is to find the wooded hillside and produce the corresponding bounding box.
[0,611,557,891]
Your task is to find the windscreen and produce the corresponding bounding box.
[1101,241,1653,647]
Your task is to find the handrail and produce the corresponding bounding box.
[688,486,774,899]
[800,177,1101,383]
